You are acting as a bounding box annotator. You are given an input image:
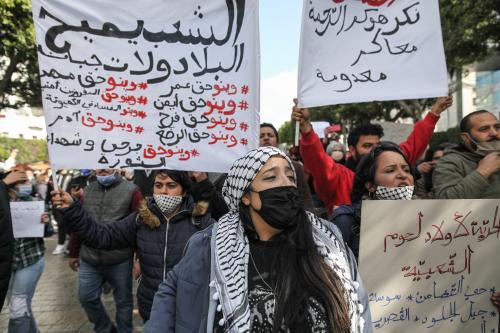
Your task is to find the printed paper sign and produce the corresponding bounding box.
[298,0,448,107]
[11,201,45,238]
[359,200,499,333]
[31,0,259,172]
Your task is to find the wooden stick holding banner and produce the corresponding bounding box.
[51,170,58,192]
[294,120,300,147]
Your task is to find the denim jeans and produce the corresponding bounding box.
[8,257,45,333]
[79,259,133,333]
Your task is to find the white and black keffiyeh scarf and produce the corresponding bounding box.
[152,194,183,215]
[375,185,414,200]
[214,147,364,333]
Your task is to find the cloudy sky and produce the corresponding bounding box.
[260,0,303,129]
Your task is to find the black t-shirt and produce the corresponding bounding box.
[214,238,330,332]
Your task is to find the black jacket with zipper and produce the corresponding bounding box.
[0,180,14,313]
[60,196,214,321]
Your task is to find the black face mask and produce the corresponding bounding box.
[253,186,302,230]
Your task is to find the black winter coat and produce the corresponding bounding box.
[0,181,14,313]
[331,201,361,260]
[61,196,215,320]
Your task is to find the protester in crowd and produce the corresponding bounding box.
[0,170,28,313]
[144,147,370,333]
[292,96,453,213]
[65,169,142,333]
[35,170,49,201]
[414,143,451,198]
[326,141,347,165]
[433,110,500,199]
[6,165,51,332]
[332,143,416,260]
[51,170,215,322]
[52,170,95,255]
[260,122,315,209]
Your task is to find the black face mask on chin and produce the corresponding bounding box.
[252,186,302,230]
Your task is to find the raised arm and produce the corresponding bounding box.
[52,190,138,250]
[292,99,354,210]
[399,96,452,164]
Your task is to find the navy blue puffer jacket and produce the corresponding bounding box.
[61,196,214,320]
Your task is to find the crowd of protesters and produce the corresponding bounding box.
[0,97,499,332]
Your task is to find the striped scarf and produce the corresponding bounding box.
[214,147,364,332]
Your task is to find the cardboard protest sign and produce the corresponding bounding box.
[11,201,45,238]
[31,0,259,172]
[298,0,448,107]
[359,200,499,333]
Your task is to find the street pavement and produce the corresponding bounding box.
[0,237,144,333]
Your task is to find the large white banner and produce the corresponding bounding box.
[298,0,448,107]
[359,200,499,333]
[31,0,259,172]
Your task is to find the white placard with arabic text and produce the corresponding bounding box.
[359,200,499,333]
[298,0,448,107]
[11,201,45,238]
[31,0,259,172]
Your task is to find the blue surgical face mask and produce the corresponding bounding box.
[96,174,115,187]
[16,184,33,198]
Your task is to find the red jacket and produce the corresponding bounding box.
[300,112,440,213]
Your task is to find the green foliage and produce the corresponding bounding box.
[278,121,296,144]
[0,0,41,108]
[429,126,461,146]
[440,0,500,78]
[0,136,48,164]
[309,100,404,127]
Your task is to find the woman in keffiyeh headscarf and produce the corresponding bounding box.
[144,147,370,333]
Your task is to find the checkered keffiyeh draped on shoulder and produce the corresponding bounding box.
[222,146,295,212]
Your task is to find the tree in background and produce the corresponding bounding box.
[0,136,48,164]
[0,0,41,109]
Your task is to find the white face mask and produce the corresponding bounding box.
[153,194,183,215]
[331,151,344,162]
[375,186,414,200]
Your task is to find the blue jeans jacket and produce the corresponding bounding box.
[144,222,373,333]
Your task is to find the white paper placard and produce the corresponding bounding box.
[31,0,260,172]
[11,201,45,238]
[298,0,448,107]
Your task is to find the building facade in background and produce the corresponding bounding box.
[0,107,46,139]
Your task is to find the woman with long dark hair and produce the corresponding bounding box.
[144,147,369,332]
